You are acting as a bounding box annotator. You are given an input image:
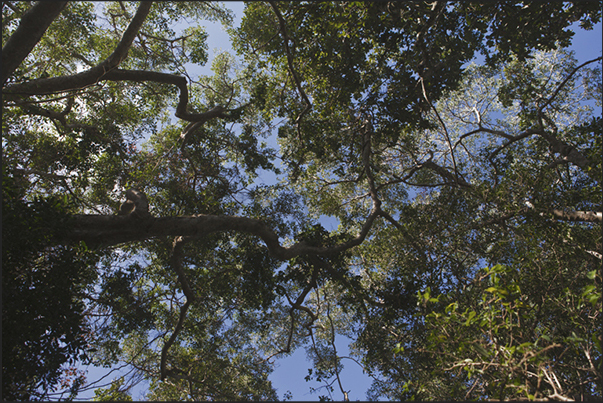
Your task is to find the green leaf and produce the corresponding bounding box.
[465,311,476,326]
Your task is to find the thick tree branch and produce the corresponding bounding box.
[419,160,472,188]
[100,69,229,123]
[15,97,74,125]
[3,2,153,95]
[63,212,379,260]
[538,131,595,171]
[169,236,196,302]
[1,1,68,86]
[5,66,229,124]
[473,207,602,228]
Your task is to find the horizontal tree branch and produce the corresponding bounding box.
[62,212,379,260]
[5,66,229,124]
[472,206,602,229]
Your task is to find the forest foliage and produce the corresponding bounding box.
[2,1,602,401]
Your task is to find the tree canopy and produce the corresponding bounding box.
[2,1,601,401]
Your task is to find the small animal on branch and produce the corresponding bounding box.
[118,188,151,218]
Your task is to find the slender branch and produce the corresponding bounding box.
[326,303,349,401]
[262,275,319,363]
[538,56,602,113]
[160,236,196,381]
[268,1,312,139]
[454,126,516,149]
[160,298,191,380]
[419,76,462,184]
[488,129,541,161]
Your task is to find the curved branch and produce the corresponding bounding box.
[169,236,196,301]
[16,96,74,125]
[454,126,516,149]
[1,1,68,86]
[485,126,595,180]
[3,2,153,95]
[5,66,231,125]
[262,272,319,363]
[488,128,541,160]
[160,299,191,381]
[419,160,472,188]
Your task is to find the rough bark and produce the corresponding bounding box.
[1,1,68,86]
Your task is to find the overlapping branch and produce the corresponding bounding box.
[453,57,601,176]
[538,56,602,114]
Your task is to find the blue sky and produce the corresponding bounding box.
[71,3,601,401]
